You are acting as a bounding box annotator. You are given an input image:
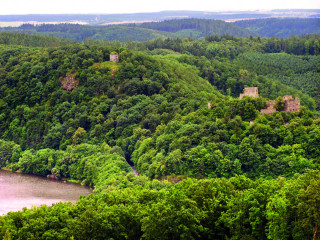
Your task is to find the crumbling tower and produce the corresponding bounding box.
[261,96,300,115]
[110,53,119,62]
[240,87,259,99]
[239,87,301,115]
[283,96,300,112]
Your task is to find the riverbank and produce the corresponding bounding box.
[0,167,89,187]
[0,169,92,215]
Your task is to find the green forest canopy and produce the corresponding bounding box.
[1,18,319,42]
[0,32,320,239]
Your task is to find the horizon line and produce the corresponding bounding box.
[0,8,319,16]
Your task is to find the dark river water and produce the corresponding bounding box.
[0,170,92,215]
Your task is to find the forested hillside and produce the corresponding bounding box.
[139,18,254,37]
[0,10,273,24]
[0,24,172,42]
[0,19,253,42]
[237,51,320,107]
[1,18,319,43]
[235,18,320,38]
[0,32,320,239]
[0,31,71,47]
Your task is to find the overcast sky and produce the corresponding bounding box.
[1,0,319,15]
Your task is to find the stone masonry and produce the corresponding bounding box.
[261,96,300,115]
[110,53,119,62]
[283,96,300,112]
[239,87,259,99]
[260,100,277,115]
[239,87,300,115]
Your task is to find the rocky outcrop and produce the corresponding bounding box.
[60,74,79,91]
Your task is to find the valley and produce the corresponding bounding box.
[0,14,319,239]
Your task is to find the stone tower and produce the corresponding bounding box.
[110,53,119,63]
[283,96,300,112]
[240,87,259,99]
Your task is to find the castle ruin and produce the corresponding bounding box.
[283,96,300,112]
[260,100,277,115]
[261,96,300,115]
[239,87,259,99]
[110,53,119,62]
[239,87,300,114]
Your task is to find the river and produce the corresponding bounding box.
[0,170,92,215]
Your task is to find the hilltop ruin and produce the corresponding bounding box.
[260,96,300,114]
[239,87,259,99]
[110,53,119,62]
[239,87,300,114]
[283,96,300,112]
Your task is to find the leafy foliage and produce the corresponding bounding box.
[0,31,320,239]
[139,18,254,37]
[1,171,320,239]
[235,18,320,38]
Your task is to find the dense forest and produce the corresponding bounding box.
[139,19,254,37]
[235,18,320,38]
[1,18,320,42]
[0,18,253,42]
[1,172,320,239]
[0,24,173,42]
[0,30,320,239]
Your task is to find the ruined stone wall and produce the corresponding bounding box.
[240,87,259,99]
[260,100,276,115]
[239,87,300,115]
[260,97,300,115]
[283,96,293,101]
[266,101,276,109]
[283,97,300,112]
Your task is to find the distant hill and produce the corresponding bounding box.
[235,18,320,38]
[139,19,254,37]
[0,10,319,27]
[0,31,71,47]
[0,24,172,42]
[0,19,254,42]
[0,11,272,25]
[1,17,319,42]
[91,26,173,41]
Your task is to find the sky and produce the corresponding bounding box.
[0,0,319,15]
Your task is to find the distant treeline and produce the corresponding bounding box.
[0,11,272,23]
[0,24,172,42]
[139,18,254,37]
[235,18,320,38]
[0,18,319,42]
[0,19,252,42]
[0,31,71,47]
